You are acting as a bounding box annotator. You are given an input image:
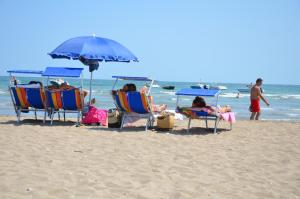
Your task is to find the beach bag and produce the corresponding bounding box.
[157,112,174,130]
[82,106,108,126]
[108,108,122,128]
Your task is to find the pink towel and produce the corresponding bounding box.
[220,112,236,123]
[82,106,108,126]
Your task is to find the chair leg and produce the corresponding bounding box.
[58,112,60,121]
[34,109,37,120]
[151,114,155,127]
[43,110,46,123]
[17,109,21,123]
[214,118,219,134]
[64,111,66,122]
[145,116,150,131]
[205,117,208,128]
[187,118,191,133]
[76,111,80,126]
[51,112,54,125]
[120,114,126,130]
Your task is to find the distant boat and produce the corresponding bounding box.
[237,84,252,93]
[162,86,175,90]
[190,83,210,89]
[237,88,250,93]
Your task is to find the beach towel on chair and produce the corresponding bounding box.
[82,106,108,126]
[176,107,235,123]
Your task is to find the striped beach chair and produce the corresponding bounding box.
[115,91,154,130]
[10,86,46,122]
[46,88,83,125]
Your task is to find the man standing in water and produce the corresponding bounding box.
[250,78,270,120]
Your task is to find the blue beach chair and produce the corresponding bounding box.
[111,76,155,131]
[115,91,154,130]
[42,67,84,125]
[7,70,47,123]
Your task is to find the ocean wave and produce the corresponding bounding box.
[289,108,300,111]
[0,89,7,95]
[260,107,274,111]
[287,113,300,117]
[264,94,300,100]
[220,92,249,98]
[261,118,300,121]
[160,91,176,95]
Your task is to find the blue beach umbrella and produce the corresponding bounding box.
[48,35,138,103]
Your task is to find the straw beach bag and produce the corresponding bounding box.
[157,112,174,131]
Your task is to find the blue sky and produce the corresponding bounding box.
[0,0,299,84]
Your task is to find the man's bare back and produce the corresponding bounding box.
[250,85,261,100]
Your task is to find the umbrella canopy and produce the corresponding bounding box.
[48,36,138,103]
[49,36,138,64]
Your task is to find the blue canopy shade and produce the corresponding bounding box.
[176,88,221,97]
[112,76,152,81]
[7,70,43,75]
[49,36,138,63]
[42,67,83,78]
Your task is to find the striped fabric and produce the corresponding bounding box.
[116,91,131,112]
[62,88,82,110]
[46,88,82,110]
[176,107,210,118]
[49,91,63,109]
[26,88,46,109]
[13,87,29,108]
[74,89,82,109]
[11,87,46,109]
[115,91,150,114]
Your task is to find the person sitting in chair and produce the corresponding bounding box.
[140,86,167,112]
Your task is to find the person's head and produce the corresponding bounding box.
[192,96,206,108]
[126,83,136,92]
[122,84,129,92]
[256,78,263,86]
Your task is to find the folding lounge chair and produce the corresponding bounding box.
[176,88,234,134]
[42,67,84,125]
[115,91,154,131]
[10,86,47,122]
[46,88,83,125]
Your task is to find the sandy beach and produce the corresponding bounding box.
[0,116,299,198]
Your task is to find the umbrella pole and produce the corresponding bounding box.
[89,71,93,105]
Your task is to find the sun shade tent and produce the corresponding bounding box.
[42,67,84,125]
[7,70,46,123]
[111,76,155,131]
[176,88,228,134]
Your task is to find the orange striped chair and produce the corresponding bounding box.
[46,88,83,124]
[10,86,46,122]
[115,91,154,130]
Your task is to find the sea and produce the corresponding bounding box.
[1,76,300,121]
